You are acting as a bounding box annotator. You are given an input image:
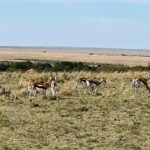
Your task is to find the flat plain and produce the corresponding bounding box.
[0,47,150,66]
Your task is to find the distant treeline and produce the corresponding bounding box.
[0,61,150,72]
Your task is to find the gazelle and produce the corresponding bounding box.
[27,76,57,98]
[86,77,107,95]
[75,77,88,87]
[75,77,88,94]
[75,77,106,95]
[132,74,150,93]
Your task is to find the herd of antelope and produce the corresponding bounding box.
[25,70,150,98]
[0,69,150,99]
[25,75,107,98]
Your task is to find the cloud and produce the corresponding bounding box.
[1,0,150,4]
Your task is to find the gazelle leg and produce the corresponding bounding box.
[136,86,138,93]
[51,87,55,96]
[74,82,79,90]
[94,86,99,95]
[75,82,82,95]
[43,90,47,99]
[135,81,139,94]
[75,83,80,94]
[33,90,37,97]
[132,80,139,94]
[84,86,88,94]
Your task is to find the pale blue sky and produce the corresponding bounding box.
[0,0,150,49]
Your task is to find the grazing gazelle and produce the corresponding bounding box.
[27,76,57,98]
[132,74,150,93]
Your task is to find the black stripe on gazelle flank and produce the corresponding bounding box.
[27,76,57,97]
[35,85,47,90]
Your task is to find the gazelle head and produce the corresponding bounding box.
[48,75,57,86]
[49,76,53,80]
[49,73,58,81]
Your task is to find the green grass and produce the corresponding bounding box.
[0,71,150,150]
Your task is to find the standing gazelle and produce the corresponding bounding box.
[75,77,106,95]
[132,74,150,93]
[86,77,107,95]
[75,77,88,94]
[75,77,87,87]
[27,76,57,98]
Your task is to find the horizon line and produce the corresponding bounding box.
[0,45,150,51]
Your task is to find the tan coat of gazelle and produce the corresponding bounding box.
[27,76,57,98]
[132,74,150,93]
[75,76,106,94]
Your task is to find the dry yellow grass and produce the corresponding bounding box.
[0,71,150,149]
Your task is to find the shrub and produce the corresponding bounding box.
[0,61,149,72]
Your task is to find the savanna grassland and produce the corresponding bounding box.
[0,47,150,66]
[0,71,150,150]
